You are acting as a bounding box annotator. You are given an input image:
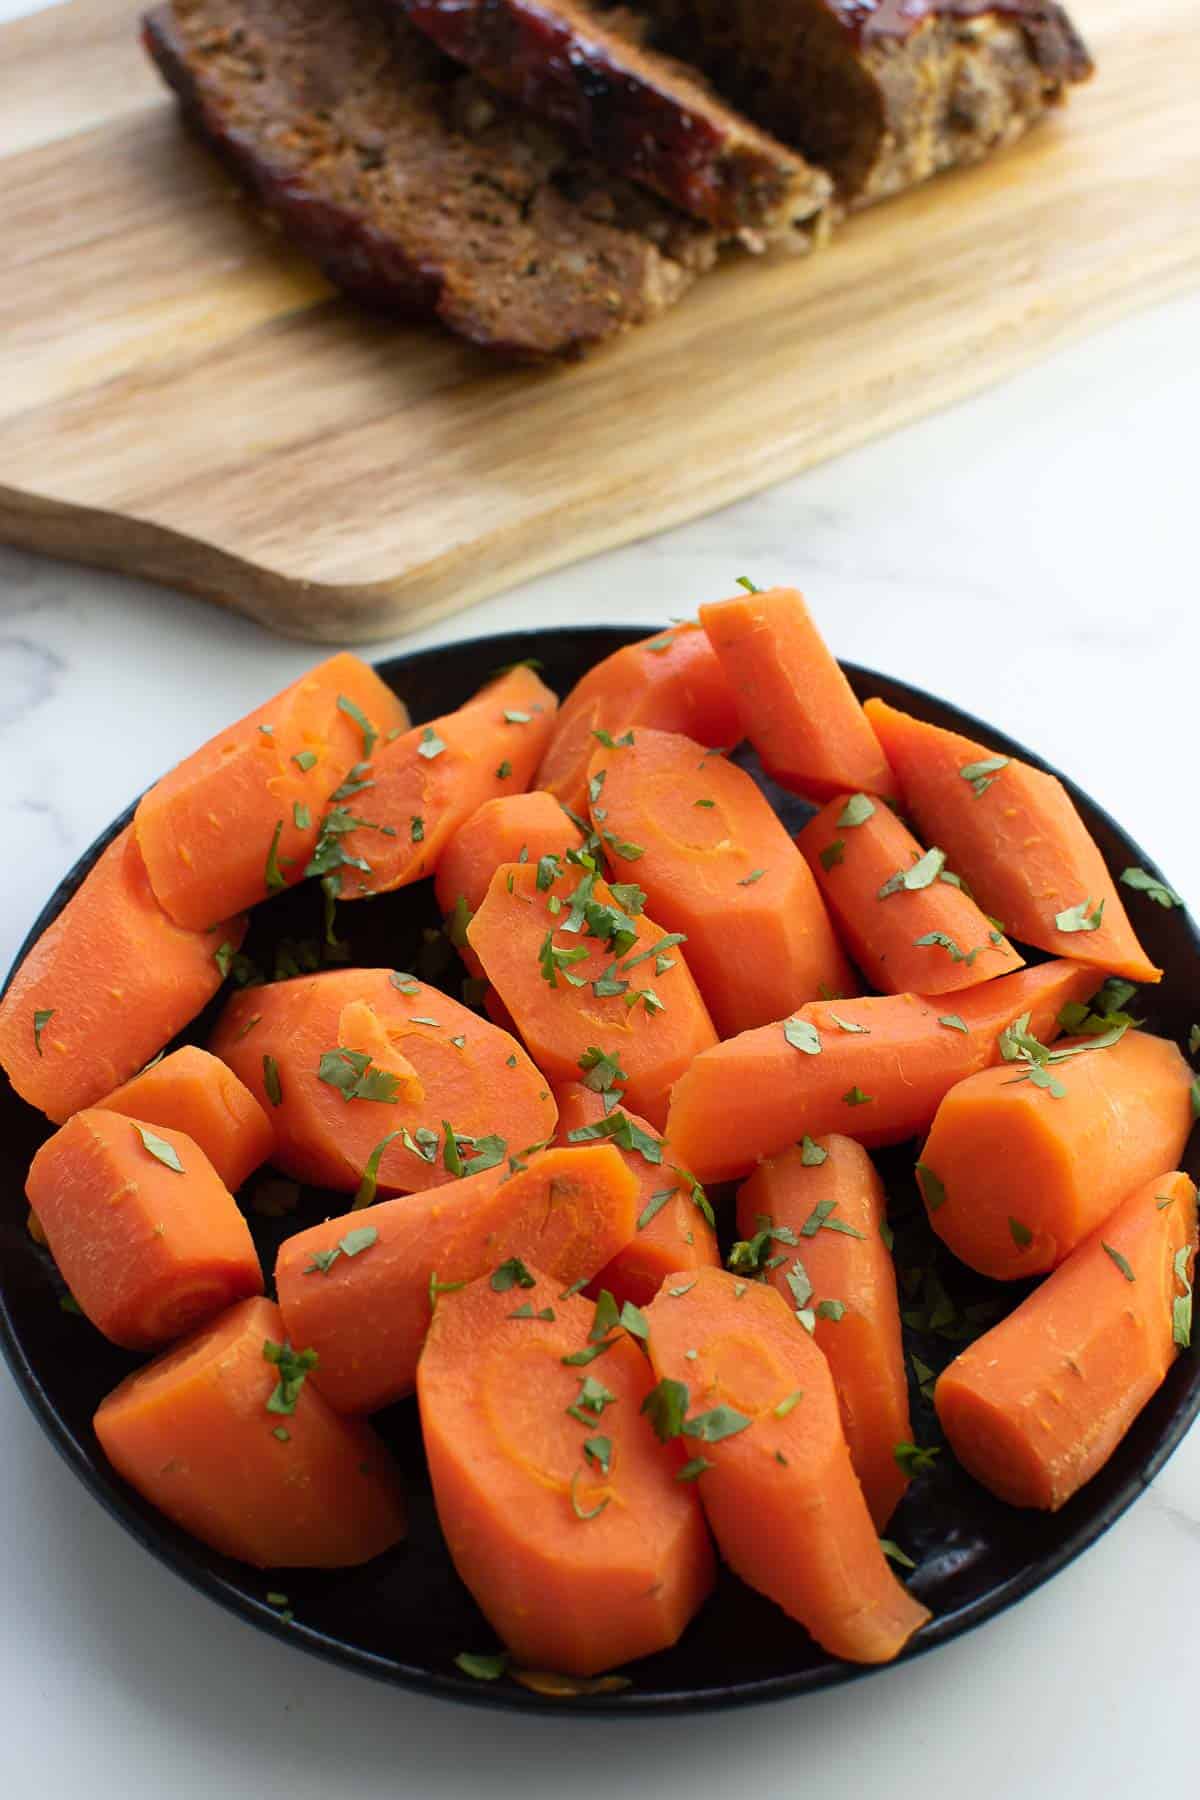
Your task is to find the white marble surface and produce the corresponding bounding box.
[1,0,1198,1775]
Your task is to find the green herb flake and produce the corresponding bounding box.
[591,729,635,750]
[58,1294,83,1316]
[33,1008,54,1056]
[455,1651,509,1682]
[784,1017,821,1056]
[316,1047,400,1104]
[272,1426,290,1443]
[495,760,512,779]
[566,1110,662,1166]
[132,1122,184,1173]
[842,1086,872,1107]
[668,1278,698,1298]
[914,930,966,962]
[264,819,289,893]
[828,1011,869,1035]
[1172,1246,1193,1349]
[262,1054,283,1107]
[1192,1079,1200,1121]
[738,868,766,887]
[292,749,318,772]
[1102,1241,1136,1283]
[683,1405,752,1444]
[582,1435,612,1475]
[504,709,533,725]
[878,845,946,899]
[893,1441,940,1478]
[509,1303,556,1322]
[567,1375,617,1425]
[491,1257,537,1293]
[773,1390,803,1418]
[819,839,846,872]
[676,1456,714,1483]
[641,1377,689,1442]
[418,726,446,760]
[337,694,378,759]
[880,1539,917,1570]
[735,576,760,593]
[837,794,876,828]
[1056,898,1106,934]
[1009,1216,1034,1249]
[1120,866,1184,909]
[620,1301,650,1342]
[390,972,421,995]
[815,1298,846,1322]
[799,1135,828,1167]
[263,1339,319,1415]
[939,1014,968,1034]
[694,798,715,809]
[960,755,1010,798]
[916,1162,946,1213]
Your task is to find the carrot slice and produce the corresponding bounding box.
[864,697,1160,983]
[554,1082,719,1308]
[936,1171,1197,1509]
[418,1267,714,1674]
[467,857,717,1129]
[665,959,1102,1183]
[535,622,740,816]
[644,1267,929,1663]
[134,653,410,929]
[434,791,584,978]
[796,793,1024,994]
[0,826,245,1124]
[210,967,556,1196]
[94,1045,274,1193]
[26,1109,262,1350]
[588,728,855,1034]
[699,588,895,801]
[94,1296,407,1566]
[919,1028,1194,1278]
[736,1135,913,1528]
[276,1144,639,1413]
[333,666,559,899]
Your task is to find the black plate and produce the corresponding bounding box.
[2,624,1197,1714]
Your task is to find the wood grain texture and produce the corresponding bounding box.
[0,0,1195,643]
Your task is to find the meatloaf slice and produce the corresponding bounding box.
[142,0,719,358]
[626,0,1093,205]
[399,0,833,243]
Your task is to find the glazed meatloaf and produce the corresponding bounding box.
[626,0,1093,204]
[399,0,833,244]
[142,0,720,357]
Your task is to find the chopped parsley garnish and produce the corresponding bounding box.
[566,1110,662,1164]
[893,1441,940,1477]
[390,971,421,994]
[292,802,311,831]
[819,839,845,872]
[536,853,562,891]
[316,1047,400,1104]
[837,794,876,828]
[33,1009,53,1056]
[1055,897,1105,934]
[735,576,760,593]
[959,755,1009,798]
[880,1539,916,1570]
[637,1189,675,1230]
[504,710,532,725]
[491,1257,537,1293]
[783,1017,821,1055]
[353,1132,400,1209]
[495,760,512,779]
[538,931,590,989]
[939,1014,968,1034]
[337,694,378,759]
[410,815,425,843]
[578,1046,628,1095]
[800,1135,827,1166]
[842,1086,872,1107]
[132,1123,184,1173]
[427,1272,467,1311]
[418,727,446,760]
[913,930,977,964]
[455,1651,509,1682]
[799,1198,864,1239]
[329,762,374,803]
[569,1468,610,1521]
[877,846,946,899]
[737,868,766,887]
[263,1339,319,1414]
[815,1299,846,1322]
[584,1435,612,1474]
[304,1225,379,1275]
[694,797,715,809]
[828,1011,869,1034]
[262,1054,282,1106]
[509,1303,555,1322]
[264,819,289,893]
[567,1375,617,1424]
[682,1405,751,1443]
[916,1163,946,1212]
[292,749,318,772]
[1102,1242,1135,1283]
[773,1390,803,1418]
[1173,1247,1193,1348]
[676,1456,713,1482]
[1120,866,1183,908]
[591,729,634,749]
[1008,1217,1033,1248]
[646,634,675,654]
[640,1377,689,1442]
[602,830,644,861]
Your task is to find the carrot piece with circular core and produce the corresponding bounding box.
[665,960,1103,1184]
[277,1143,639,1413]
[796,793,1024,994]
[863,697,1161,984]
[467,858,717,1130]
[588,728,855,1034]
[210,967,556,1196]
[736,1135,913,1528]
[134,653,410,929]
[434,791,584,978]
[554,1082,718,1308]
[919,1028,1194,1279]
[699,589,895,802]
[94,1045,274,1193]
[644,1268,929,1663]
[534,623,740,817]
[334,666,559,898]
[418,1267,715,1675]
[26,1109,262,1350]
[0,826,246,1124]
[94,1296,407,1567]
[936,1171,1197,1510]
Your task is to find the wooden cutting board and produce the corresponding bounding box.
[0,0,1195,643]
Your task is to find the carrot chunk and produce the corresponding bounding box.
[699,588,895,801]
[919,1028,1194,1278]
[535,623,740,816]
[276,1144,639,1413]
[644,1268,929,1663]
[736,1135,913,1528]
[588,728,854,1034]
[0,826,245,1124]
[468,858,717,1130]
[665,960,1102,1183]
[797,793,1024,994]
[26,1109,262,1349]
[418,1268,715,1674]
[134,653,410,929]
[94,1296,407,1566]
[434,791,584,978]
[95,1045,273,1193]
[864,697,1160,983]
[936,1171,1197,1509]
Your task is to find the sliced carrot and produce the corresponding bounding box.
[134,653,410,930]
[26,1109,262,1350]
[467,857,717,1130]
[210,967,556,1196]
[94,1045,274,1194]
[936,1171,1197,1509]
[736,1135,913,1528]
[588,728,855,1034]
[554,1082,719,1308]
[94,1296,407,1566]
[535,623,740,816]
[434,791,583,979]
[863,697,1160,983]
[665,959,1102,1182]
[0,826,245,1124]
[418,1266,714,1674]
[699,589,895,801]
[796,793,1024,994]
[919,1028,1194,1279]
[644,1268,928,1663]
[333,666,559,899]
[277,1145,639,1413]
